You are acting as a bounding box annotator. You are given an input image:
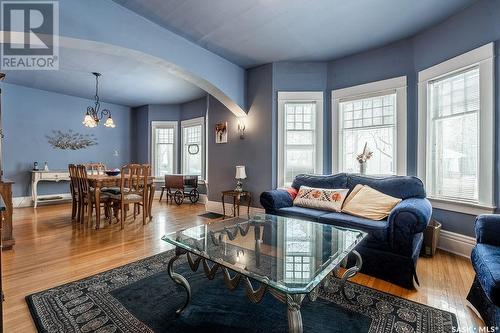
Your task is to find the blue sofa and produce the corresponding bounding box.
[260,173,432,289]
[467,214,500,328]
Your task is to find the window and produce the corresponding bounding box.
[339,93,396,174]
[418,43,494,214]
[151,121,177,178]
[332,76,407,175]
[278,92,323,187]
[429,68,479,201]
[181,117,205,179]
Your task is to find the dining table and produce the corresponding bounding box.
[87,174,156,229]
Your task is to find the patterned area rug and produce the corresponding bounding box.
[27,250,458,333]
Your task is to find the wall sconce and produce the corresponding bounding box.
[237,118,246,139]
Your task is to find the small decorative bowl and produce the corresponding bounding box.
[105,170,120,176]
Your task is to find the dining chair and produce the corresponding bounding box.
[133,164,153,220]
[76,165,111,228]
[68,164,80,221]
[85,163,106,175]
[109,164,149,229]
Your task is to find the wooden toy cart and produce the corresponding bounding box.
[159,174,200,205]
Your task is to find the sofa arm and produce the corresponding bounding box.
[260,189,293,213]
[475,214,500,247]
[387,198,432,255]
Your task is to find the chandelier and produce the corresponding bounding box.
[82,72,115,128]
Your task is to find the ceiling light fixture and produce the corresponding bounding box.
[82,72,115,128]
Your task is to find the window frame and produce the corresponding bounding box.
[331,76,407,175]
[151,121,178,180]
[180,116,206,180]
[277,91,324,188]
[417,43,495,215]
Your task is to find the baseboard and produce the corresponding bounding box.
[13,193,72,208]
[205,200,264,216]
[437,229,476,258]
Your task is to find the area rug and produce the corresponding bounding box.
[27,250,458,333]
[198,212,224,219]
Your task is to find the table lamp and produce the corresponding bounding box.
[235,165,246,192]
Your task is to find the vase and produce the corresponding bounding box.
[359,162,367,175]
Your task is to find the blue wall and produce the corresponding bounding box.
[181,97,208,121]
[132,97,207,172]
[3,83,133,197]
[206,64,274,203]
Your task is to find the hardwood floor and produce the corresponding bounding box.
[3,202,482,332]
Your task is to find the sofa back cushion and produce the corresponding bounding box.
[292,173,348,190]
[347,174,426,199]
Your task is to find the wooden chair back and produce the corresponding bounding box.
[76,165,91,198]
[86,163,106,175]
[68,164,79,195]
[119,164,149,198]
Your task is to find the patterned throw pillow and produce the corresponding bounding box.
[293,186,349,212]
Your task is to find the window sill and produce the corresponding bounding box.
[428,197,496,216]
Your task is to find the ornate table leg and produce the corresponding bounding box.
[339,250,362,302]
[168,248,191,315]
[287,294,304,333]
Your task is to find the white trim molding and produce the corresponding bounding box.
[151,121,178,180]
[277,91,324,188]
[205,200,264,217]
[438,229,476,258]
[180,116,206,180]
[331,76,407,175]
[13,193,72,208]
[417,43,495,215]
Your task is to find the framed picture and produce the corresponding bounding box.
[215,122,228,144]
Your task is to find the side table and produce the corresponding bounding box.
[221,190,251,218]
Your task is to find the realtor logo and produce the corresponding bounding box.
[1,0,59,70]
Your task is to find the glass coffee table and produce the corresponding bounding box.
[162,213,367,333]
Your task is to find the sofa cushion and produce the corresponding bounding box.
[292,173,348,191]
[472,243,500,305]
[342,185,401,220]
[294,186,349,212]
[347,175,426,199]
[276,206,330,221]
[318,212,390,244]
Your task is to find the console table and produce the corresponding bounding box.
[31,170,70,208]
[221,190,251,218]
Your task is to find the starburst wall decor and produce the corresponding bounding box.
[46,130,98,150]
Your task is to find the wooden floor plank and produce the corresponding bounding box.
[2,202,482,332]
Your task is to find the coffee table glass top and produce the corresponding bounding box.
[162,213,367,294]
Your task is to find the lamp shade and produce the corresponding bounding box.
[235,165,247,179]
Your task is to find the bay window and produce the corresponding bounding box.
[151,121,177,178]
[181,117,205,179]
[277,92,323,187]
[418,43,494,214]
[332,76,407,175]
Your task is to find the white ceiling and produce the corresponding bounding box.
[113,0,476,68]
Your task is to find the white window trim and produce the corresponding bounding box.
[331,76,407,175]
[277,91,324,188]
[151,121,178,180]
[180,116,206,180]
[417,43,495,215]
